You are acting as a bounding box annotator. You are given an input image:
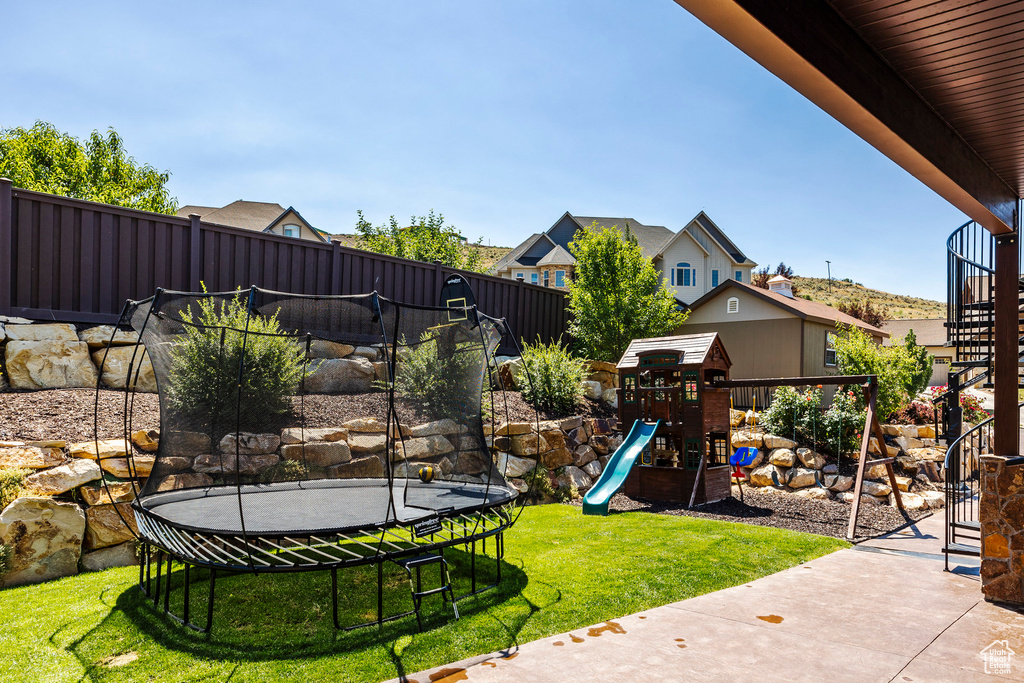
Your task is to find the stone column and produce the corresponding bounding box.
[980,454,1024,604]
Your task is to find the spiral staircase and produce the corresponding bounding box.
[938,219,1024,567]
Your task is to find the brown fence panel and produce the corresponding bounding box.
[1,184,569,353]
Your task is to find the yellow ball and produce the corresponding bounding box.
[417,466,435,483]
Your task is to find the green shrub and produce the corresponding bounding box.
[760,387,864,456]
[514,338,586,415]
[391,330,482,418]
[167,288,307,433]
[0,467,29,511]
[259,459,309,483]
[819,388,867,456]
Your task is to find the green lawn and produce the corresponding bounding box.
[0,505,846,683]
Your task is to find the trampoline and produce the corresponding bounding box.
[93,283,537,632]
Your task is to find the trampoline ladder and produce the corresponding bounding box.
[394,552,459,631]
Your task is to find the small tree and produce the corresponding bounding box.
[515,338,587,414]
[567,223,687,362]
[0,121,177,213]
[902,329,933,398]
[752,263,798,294]
[836,298,887,327]
[355,210,484,272]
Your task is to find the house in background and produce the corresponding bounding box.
[677,275,888,406]
[491,211,756,301]
[176,201,328,242]
[880,318,951,387]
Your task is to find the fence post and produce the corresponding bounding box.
[434,260,444,304]
[189,214,202,291]
[0,179,12,317]
[331,240,342,294]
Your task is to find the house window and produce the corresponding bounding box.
[711,270,719,287]
[282,224,300,238]
[675,262,696,287]
[623,374,636,404]
[555,270,565,287]
[684,440,701,469]
[825,332,837,367]
[531,273,538,284]
[727,297,739,314]
[735,270,742,282]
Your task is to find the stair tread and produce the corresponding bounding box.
[952,520,981,531]
[943,542,980,557]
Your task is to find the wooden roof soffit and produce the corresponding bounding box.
[674,0,1018,234]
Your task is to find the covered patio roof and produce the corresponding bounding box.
[674,0,1023,234]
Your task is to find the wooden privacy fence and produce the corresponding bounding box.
[0,180,569,354]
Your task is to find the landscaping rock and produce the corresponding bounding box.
[498,453,536,478]
[573,444,597,467]
[281,442,352,467]
[343,417,388,433]
[495,421,532,436]
[193,453,278,476]
[583,460,602,478]
[351,346,378,361]
[5,340,98,389]
[869,438,900,458]
[920,490,945,508]
[541,447,574,470]
[508,478,529,493]
[0,496,85,587]
[84,503,137,550]
[408,419,465,437]
[130,429,160,453]
[559,416,583,432]
[589,418,615,435]
[307,341,355,359]
[542,429,566,451]
[836,491,885,506]
[786,467,818,489]
[828,475,854,493]
[907,447,947,462]
[77,326,139,348]
[749,464,784,487]
[162,431,212,456]
[866,463,889,480]
[92,346,157,393]
[161,456,195,472]
[280,426,349,444]
[101,455,154,478]
[918,424,936,439]
[796,448,826,470]
[5,323,78,341]
[895,475,913,492]
[327,455,385,479]
[68,439,129,460]
[601,388,618,408]
[24,459,101,495]
[895,435,924,452]
[892,492,927,511]
[732,431,763,449]
[823,463,838,474]
[730,409,745,427]
[218,432,280,455]
[882,424,901,437]
[306,357,375,393]
[590,435,612,456]
[861,480,892,497]
[794,487,831,501]
[82,541,138,572]
[763,434,797,449]
[898,425,921,440]
[79,482,136,506]
[556,466,590,491]
[154,473,214,491]
[769,448,796,467]
[396,435,455,461]
[582,380,602,400]
[897,456,920,475]
[348,433,387,453]
[0,445,63,469]
[511,433,549,457]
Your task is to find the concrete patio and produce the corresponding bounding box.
[399,513,1024,682]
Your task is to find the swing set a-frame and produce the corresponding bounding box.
[711,374,905,540]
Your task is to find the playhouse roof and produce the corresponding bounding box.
[616,332,728,369]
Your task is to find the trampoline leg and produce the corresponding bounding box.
[496,533,503,584]
[376,562,384,627]
[331,568,340,630]
[163,554,172,614]
[204,568,217,633]
[470,540,476,594]
[414,566,423,631]
[153,551,163,607]
[183,563,191,627]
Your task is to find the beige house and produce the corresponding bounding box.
[678,276,887,404]
[880,318,950,387]
[176,201,328,242]
[492,211,755,299]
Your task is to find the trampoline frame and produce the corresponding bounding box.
[93,285,540,633]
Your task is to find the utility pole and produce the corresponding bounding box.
[826,260,832,294]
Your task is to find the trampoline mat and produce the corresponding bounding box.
[138,478,516,535]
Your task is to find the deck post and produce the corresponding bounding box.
[994,231,1019,457]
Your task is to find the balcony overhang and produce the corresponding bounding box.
[674,0,1021,234]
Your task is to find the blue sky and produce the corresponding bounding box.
[1,1,965,301]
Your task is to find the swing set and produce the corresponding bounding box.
[715,374,905,540]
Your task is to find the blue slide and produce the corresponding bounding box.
[582,420,660,516]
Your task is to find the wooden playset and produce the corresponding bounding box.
[616,333,734,506]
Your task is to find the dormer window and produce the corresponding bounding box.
[672,262,696,287]
[282,224,300,238]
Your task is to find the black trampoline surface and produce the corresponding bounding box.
[137,478,517,535]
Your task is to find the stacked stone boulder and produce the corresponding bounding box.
[488,416,620,499]
[732,410,949,510]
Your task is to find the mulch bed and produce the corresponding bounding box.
[0,387,615,443]
[593,489,929,542]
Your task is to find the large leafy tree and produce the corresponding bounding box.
[567,223,687,362]
[0,121,176,214]
[355,209,483,272]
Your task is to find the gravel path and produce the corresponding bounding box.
[587,489,928,542]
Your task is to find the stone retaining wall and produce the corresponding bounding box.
[980,455,1024,605]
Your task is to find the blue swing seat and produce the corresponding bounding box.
[730,447,759,479]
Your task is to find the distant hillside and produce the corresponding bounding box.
[331,234,512,271]
[791,276,944,320]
